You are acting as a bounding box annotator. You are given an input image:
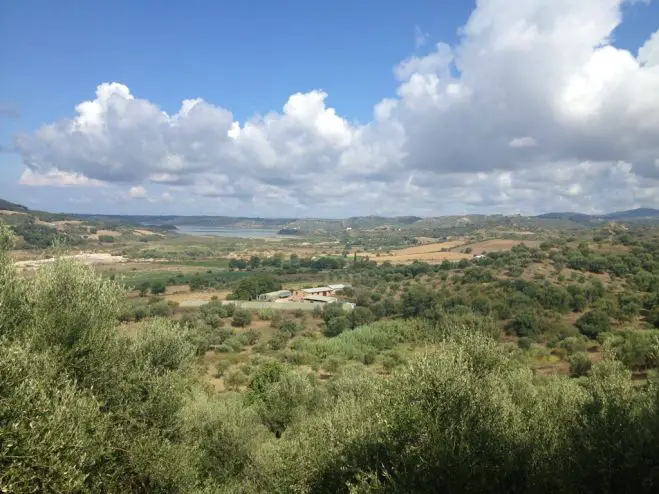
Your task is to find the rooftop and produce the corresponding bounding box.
[301,287,333,294]
[260,290,292,297]
[303,295,338,303]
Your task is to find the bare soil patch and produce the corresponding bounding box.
[53,220,83,229]
[15,252,129,270]
[133,229,165,237]
[357,240,469,264]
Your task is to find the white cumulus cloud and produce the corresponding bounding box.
[128,186,148,199]
[13,0,659,216]
[20,169,106,187]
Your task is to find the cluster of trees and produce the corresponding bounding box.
[229,254,347,273]
[2,225,659,492]
[227,275,281,300]
[11,221,84,249]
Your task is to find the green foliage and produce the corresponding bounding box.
[12,221,83,249]
[232,308,252,327]
[506,310,541,337]
[225,369,249,390]
[229,275,280,300]
[576,310,611,339]
[4,226,659,492]
[569,352,592,377]
[150,280,167,294]
[98,234,116,243]
[604,331,659,371]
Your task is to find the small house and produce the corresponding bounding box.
[299,286,335,297]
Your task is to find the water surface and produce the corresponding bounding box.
[175,225,282,238]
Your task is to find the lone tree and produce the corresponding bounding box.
[232,308,252,327]
[576,310,611,339]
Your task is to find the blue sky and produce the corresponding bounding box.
[2,0,659,217]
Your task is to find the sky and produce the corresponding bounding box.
[1,0,659,218]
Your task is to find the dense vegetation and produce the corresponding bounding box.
[3,222,659,492]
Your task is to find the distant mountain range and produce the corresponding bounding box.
[1,197,658,226]
[535,208,659,222]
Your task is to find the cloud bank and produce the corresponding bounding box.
[14,0,659,216]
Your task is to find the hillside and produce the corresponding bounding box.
[536,208,659,222]
[0,198,28,213]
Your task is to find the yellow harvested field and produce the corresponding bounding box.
[370,251,471,264]
[389,240,465,255]
[358,240,469,264]
[356,238,543,264]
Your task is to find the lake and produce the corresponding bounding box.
[174,225,282,238]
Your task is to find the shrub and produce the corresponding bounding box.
[215,359,232,377]
[324,316,350,337]
[224,369,248,390]
[517,337,533,350]
[560,336,589,355]
[216,344,233,353]
[363,351,376,365]
[150,281,166,295]
[148,300,174,317]
[240,328,261,346]
[322,357,342,374]
[224,337,244,353]
[576,310,611,339]
[505,311,541,337]
[232,309,252,327]
[279,320,303,337]
[258,308,275,320]
[569,352,592,377]
[269,332,289,351]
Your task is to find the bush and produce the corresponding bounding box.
[576,310,611,339]
[98,234,115,243]
[324,316,350,337]
[569,352,592,377]
[148,300,174,317]
[517,337,533,350]
[269,332,289,351]
[224,369,248,390]
[560,336,589,355]
[150,281,166,295]
[505,311,541,337]
[215,359,232,377]
[279,320,303,336]
[232,308,252,327]
[258,308,275,320]
[322,357,342,374]
[224,337,244,353]
[240,328,261,346]
[363,351,376,365]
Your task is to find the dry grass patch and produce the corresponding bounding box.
[357,239,470,264]
[165,289,230,304]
